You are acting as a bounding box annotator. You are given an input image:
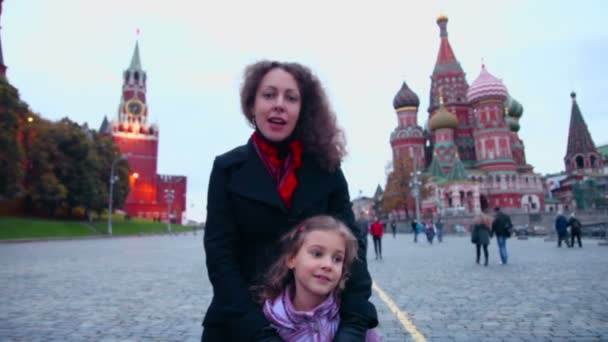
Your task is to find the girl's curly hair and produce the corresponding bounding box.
[254,215,358,304]
[240,60,346,172]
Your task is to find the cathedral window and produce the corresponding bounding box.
[590,155,597,168]
[576,155,584,169]
[134,72,140,81]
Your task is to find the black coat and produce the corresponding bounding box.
[203,139,377,340]
[471,224,491,245]
[492,212,513,238]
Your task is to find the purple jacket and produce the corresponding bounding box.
[263,287,380,342]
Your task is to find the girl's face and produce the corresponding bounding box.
[287,230,345,311]
[252,68,301,142]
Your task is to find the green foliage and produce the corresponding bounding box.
[0,79,28,198]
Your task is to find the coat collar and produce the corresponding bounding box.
[228,138,335,214]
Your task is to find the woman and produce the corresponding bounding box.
[471,212,492,266]
[202,61,378,341]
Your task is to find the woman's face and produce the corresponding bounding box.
[252,68,301,142]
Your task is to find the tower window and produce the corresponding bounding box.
[590,155,597,168]
[134,72,140,81]
[576,155,584,169]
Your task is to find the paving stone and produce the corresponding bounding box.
[1,234,607,340]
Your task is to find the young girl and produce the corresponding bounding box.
[256,215,380,342]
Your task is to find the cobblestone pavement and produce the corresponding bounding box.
[1,233,607,341]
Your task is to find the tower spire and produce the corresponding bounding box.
[129,41,142,70]
[564,91,603,174]
[0,0,7,77]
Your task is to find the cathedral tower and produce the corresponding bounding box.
[391,81,425,169]
[428,90,459,173]
[564,92,603,175]
[428,15,475,163]
[467,65,515,172]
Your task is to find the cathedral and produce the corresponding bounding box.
[100,42,187,224]
[389,15,544,216]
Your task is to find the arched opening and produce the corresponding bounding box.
[576,155,584,169]
[590,155,597,168]
[480,195,489,212]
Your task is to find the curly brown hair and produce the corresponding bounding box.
[240,60,346,171]
[254,215,358,304]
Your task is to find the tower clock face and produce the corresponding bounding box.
[125,99,145,116]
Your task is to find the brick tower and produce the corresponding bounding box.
[103,41,187,223]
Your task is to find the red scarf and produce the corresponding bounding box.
[252,132,303,208]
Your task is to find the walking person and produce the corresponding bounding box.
[202,61,378,341]
[390,220,397,238]
[435,218,444,243]
[256,215,380,342]
[369,216,384,260]
[411,219,419,243]
[425,220,436,244]
[491,207,513,265]
[555,211,570,248]
[568,212,583,248]
[471,212,492,266]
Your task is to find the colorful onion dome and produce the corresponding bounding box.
[466,64,508,103]
[505,96,523,118]
[393,81,420,109]
[429,98,458,131]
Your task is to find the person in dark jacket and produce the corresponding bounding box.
[471,212,492,266]
[555,211,570,248]
[202,61,377,341]
[568,213,583,248]
[435,218,444,243]
[491,207,512,265]
[412,219,419,243]
[390,220,397,238]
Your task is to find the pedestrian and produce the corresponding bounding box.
[255,215,380,342]
[369,216,384,260]
[202,61,378,341]
[425,220,436,244]
[555,211,570,248]
[356,216,370,251]
[491,207,513,265]
[568,212,583,248]
[390,220,397,238]
[471,212,492,266]
[435,217,444,243]
[411,219,419,243]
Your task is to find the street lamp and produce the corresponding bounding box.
[410,170,422,222]
[108,154,129,235]
[164,188,175,233]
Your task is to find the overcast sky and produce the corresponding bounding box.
[4,0,607,222]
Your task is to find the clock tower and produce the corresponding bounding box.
[104,41,187,224]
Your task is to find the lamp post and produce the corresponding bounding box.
[164,188,175,233]
[108,154,128,235]
[410,170,422,222]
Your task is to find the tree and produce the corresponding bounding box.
[372,184,384,218]
[0,77,28,199]
[382,156,430,220]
